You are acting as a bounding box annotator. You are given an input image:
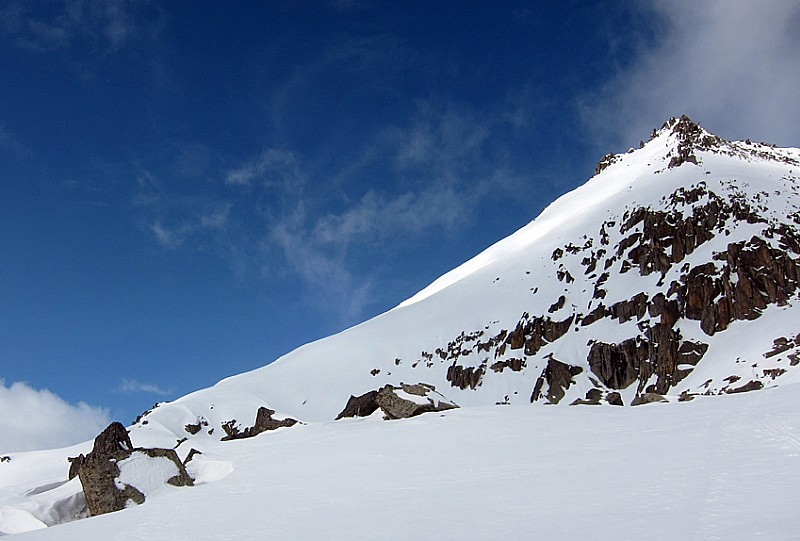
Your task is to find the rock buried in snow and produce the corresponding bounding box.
[337,383,458,420]
[631,393,668,406]
[221,407,299,440]
[70,422,193,516]
[336,390,380,420]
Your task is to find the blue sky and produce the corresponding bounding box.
[1,0,799,451]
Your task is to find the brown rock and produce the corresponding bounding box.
[74,422,193,517]
[222,407,298,440]
[375,383,458,420]
[531,357,583,404]
[336,390,380,419]
[631,393,668,406]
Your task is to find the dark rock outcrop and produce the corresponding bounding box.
[447,362,484,390]
[221,407,298,441]
[505,313,573,357]
[71,422,193,517]
[631,393,668,406]
[531,357,583,404]
[725,380,764,394]
[375,383,458,420]
[336,390,380,419]
[337,383,458,420]
[490,358,525,373]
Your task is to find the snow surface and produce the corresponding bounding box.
[114,452,180,504]
[4,386,800,539]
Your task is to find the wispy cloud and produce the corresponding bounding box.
[0,0,162,52]
[135,169,232,249]
[225,149,301,187]
[118,379,172,397]
[147,203,230,249]
[132,97,534,322]
[0,379,110,453]
[581,0,800,149]
[254,101,528,319]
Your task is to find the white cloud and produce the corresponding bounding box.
[0,379,110,454]
[225,149,301,187]
[146,201,231,249]
[143,99,532,321]
[118,379,172,397]
[582,0,800,149]
[260,102,525,319]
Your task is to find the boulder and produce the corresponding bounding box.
[337,383,458,420]
[336,391,379,420]
[221,407,298,441]
[375,383,458,420]
[71,422,193,517]
[631,393,668,406]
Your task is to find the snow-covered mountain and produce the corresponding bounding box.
[3,116,800,539]
[132,115,800,434]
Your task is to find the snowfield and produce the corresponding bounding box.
[3,385,800,540]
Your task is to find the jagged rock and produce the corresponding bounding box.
[183,448,202,465]
[447,362,484,390]
[336,384,458,420]
[506,313,573,357]
[221,420,239,439]
[610,292,648,323]
[725,380,764,394]
[72,422,193,517]
[184,422,202,435]
[582,304,609,326]
[375,383,458,420]
[606,392,623,406]
[679,236,800,335]
[764,337,793,358]
[588,324,709,395]
[763,368,787,380]
[548,295,566,313]
[67,455,83,480]
[252,407,298,433]
[587,339,645,390]
[489,358,525,373]
[570,388,603,406]
[336,390,380,419]
[595,153,620,174]
[222,407,298,441]
[531,357,582,404]
[663,115,721,168]
[631,393,668,406]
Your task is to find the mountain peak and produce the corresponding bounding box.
[654,115,723,168]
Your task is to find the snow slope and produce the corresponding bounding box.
[5,386,800,540]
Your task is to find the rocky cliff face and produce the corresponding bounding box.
[343,117,800,407]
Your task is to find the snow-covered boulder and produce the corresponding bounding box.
[70,422,193,516]
[337,383,458,420]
